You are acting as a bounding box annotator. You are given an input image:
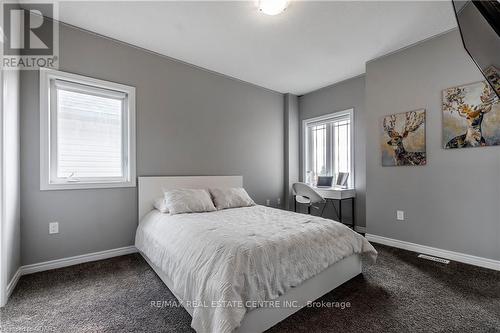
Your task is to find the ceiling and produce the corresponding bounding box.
[53,1,457,95]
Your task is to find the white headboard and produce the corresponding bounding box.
[138,175,243,221]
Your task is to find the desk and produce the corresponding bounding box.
[314,186,356,200]
[296,186,356,229]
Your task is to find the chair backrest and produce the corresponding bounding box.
[292,182,325,204]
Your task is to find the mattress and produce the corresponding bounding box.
[135,205,377,333]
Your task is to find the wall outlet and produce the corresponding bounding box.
[396,210,405,221]
[266,199,270,206]
[277,198,281,206]
[49,222,59,234]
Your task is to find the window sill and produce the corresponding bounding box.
[40,180,136,191]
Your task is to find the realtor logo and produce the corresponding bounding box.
[1,2,58,69]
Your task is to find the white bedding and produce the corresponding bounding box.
[135,205,377,333]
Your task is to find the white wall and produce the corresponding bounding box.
[0,67,21,306]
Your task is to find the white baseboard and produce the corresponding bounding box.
[21,246,137,275]
[6,268,21,302]
[366,234,500,271]
[1,246,137,307]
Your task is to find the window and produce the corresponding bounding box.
[40,69,136,190]
[303,109,354,187]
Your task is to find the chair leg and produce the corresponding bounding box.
[319,202,326,217]
[330,199,340,220]
[294,196,297,212]
[307,205,311,215]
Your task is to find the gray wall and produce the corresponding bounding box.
[298,76,366,228]
[2,68,21,288]
[284,94,299,210]
[365,30,500,260]
[21,23,284,265]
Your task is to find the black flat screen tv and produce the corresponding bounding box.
[452,0,500,98]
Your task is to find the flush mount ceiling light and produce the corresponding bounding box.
[258,0,289,16]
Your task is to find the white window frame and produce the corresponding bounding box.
[40,68,136,190]
[302,108,355,188]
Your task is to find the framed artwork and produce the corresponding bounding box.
[484,66,500,96]
[442,81,500,149]
[381,109,426,166]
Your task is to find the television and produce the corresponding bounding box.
[452,0,500,99]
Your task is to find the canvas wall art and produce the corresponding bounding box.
[442,81,500,149]
[484,66,500,97]
[381,109,426,166]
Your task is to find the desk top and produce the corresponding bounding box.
[313,186,356,199]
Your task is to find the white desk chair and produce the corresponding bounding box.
[292,182,326,215]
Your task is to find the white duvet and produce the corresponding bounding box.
[135,205,377,333]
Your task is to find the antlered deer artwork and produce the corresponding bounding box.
[382,110,426,166]
[442,81,500,149]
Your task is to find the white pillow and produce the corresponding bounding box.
[153,197,169,213]
[164,189,216,215]
[209,188,256,210]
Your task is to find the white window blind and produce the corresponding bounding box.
[56,84,124,179]
[40,69,136,190]
[304,110,353,186]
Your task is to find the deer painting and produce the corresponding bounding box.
[382,110,426,166]
[443,82,499,149]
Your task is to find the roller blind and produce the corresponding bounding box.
[55,81,125,179]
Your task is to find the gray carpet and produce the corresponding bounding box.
[1,244,499,333]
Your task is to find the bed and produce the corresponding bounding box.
[135,176,377,333]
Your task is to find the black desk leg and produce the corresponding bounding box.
[338,199,342,223]
[333,198,355,230]
[352,197,355,231]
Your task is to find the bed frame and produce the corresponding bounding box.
[137,176,362,333]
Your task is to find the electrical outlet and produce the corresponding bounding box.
[49,222,59,234]
[396,210,405,221]
[266,199,270,206]
[277,198,281,206]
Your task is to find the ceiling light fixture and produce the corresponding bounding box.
[258,0,289,16]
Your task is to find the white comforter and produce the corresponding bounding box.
[135,205,377,333]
